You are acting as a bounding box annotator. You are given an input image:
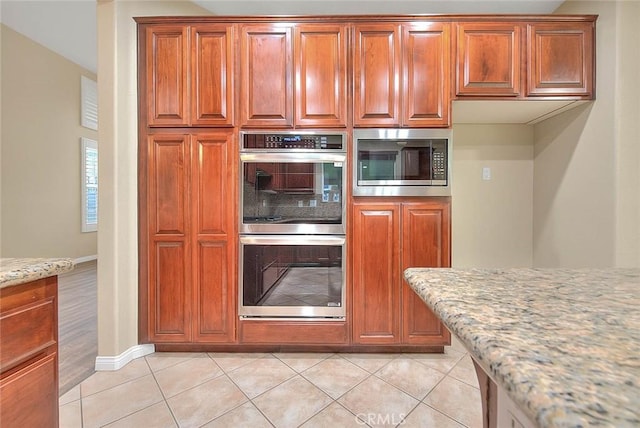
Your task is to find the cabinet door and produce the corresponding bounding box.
[456,23,522,97]
[353,24,401,127]
[240,25,293,127]
[401,201,451,345]
[352,203,400,344]
[191,25,235,126]
[526,22,594,98]
[279,163,314,193]
[191,132,236,342]
[147,134,191,342]
[146,26,189,126]
[402,22,451,127]
[295,24,348,127]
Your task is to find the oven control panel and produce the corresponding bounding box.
[242,133,344,150]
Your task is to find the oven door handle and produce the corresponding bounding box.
[240,152,346,163]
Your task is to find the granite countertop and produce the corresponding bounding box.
[404,267,640,428]
[0,258,75,289]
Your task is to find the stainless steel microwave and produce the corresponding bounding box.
[353,129,452,197]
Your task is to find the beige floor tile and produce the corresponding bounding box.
[226,356,296,398]
[401,403,465,428]
[145,352,210,372]
[448,355,480,388]
[299,402,362,428]
[301,356,370,399]
[275,352,334,372]
[339,353,399,373]
[59,399,82,428]
[207,352,271,373]
[80,357,151,397]
[103,401,177,428]
[374,357,446,400]
[154,356,223,398]
[409,348,465,374]
[338,376,419,428]
[449,335,469,354]
[167,375,247,427]
[423,375,483,428]
[253,375,333,428]
[81,374,164,428]
[202,402,273,428]
[59,384,80,405]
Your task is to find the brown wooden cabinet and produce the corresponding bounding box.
[144,131,236,343]
[526,21,594,98]
[352,199,451,346]
[354,22,451,128]
[240,23,348,128]
[1,277,59,428]
[455,22,522,97]
[145,24,234,127]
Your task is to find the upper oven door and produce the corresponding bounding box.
[240,152,347,234]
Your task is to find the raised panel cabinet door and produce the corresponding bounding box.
[456,22,522,97]
[146,25,189,126]
[191,132,236,342]
[352,203,400,344]
[280,163,315,193]
[295,24,348,127]
[401,201,451,345]
[526,21,594,98]
[240,25,293,127]
[402,22,452,127]
[191,25,235,126]
[353,24,401,127]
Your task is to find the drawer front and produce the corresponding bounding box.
[0,297,56,371]
[0,353,58,428]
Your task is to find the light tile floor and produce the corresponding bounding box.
[59,337,482,428]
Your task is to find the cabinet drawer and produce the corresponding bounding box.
[0,352,58,428]
[0,296,56,371]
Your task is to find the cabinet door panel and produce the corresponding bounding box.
[241,25,293,127]
[149,135,189,235]
[295,24,348,127]
[401,202,451,344]
[352,204,400,344]
[456,23,522,97]
[146,26,189,126]
[353,25,401,127]
[527,22,594,97]
[403,23,451,127]
[191,25,234,126]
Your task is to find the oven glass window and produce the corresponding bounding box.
[242,161,343,225]
[242,244,343,308]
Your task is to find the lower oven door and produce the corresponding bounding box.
[239,235,345,319]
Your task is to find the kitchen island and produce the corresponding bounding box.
[1,258,74,428]
[404,267,639,428]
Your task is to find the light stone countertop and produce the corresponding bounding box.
[0,258,75,289]
[404,267,640,428]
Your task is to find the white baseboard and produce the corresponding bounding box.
[74,255,98,264]
[94,344,155,371]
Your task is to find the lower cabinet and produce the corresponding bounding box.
[142,131,236,343]
[352,198,451,346]
[0,277,59,428]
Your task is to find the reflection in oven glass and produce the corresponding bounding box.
[259,267,342,307]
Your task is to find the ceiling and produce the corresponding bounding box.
[0,0,564,74]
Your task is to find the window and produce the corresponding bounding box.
[81,76,98,130]
[81,138,98,232]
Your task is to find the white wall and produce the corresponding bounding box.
[452,124,534,267]
[533,1,640,268]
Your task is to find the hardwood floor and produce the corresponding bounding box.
[58,260,98,396]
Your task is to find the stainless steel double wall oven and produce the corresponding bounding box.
[239,131,347,319]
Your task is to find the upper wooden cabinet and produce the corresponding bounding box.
[526,21,594,98]
[240,23,348,128]
[354,22,451,128]
[456,23,522,97]
[145,24,234,127]
[455,18,595,100]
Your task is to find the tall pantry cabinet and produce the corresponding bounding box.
[138,23,237,343]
